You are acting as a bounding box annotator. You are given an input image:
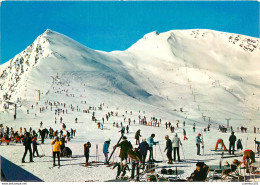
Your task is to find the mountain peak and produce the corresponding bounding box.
[143,31,160,40]
[43,29,54,35]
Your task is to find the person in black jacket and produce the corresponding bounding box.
[164,135,173,164]
[32,137,40,157]
[22,132,33,163]
[84,141,91,166]
[39,129,45,144]
[114,136,133,163]
[187,162,208,181]
[137,138,149,167]
[135,130,141,145]
[229,132,236,155]
[60,135,66,153]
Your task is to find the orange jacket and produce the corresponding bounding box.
[51,141,62,152]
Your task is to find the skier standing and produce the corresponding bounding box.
[147,134,158,161]
[103,139,111,164]
[32,137,40,157]
[137,138,149,167]
[164,135,173,164]
[126,125,129,134]
[60,135,66,152]
[183,129,188,140]
[84,141,91,166]
[51,137,62,166]
[114,136,132,163]
[135,129,141,145]
[196,133,202,155]
[22,132,33,163]
[229,132,236,155]
[172,133,182,162]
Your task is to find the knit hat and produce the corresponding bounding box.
[123,136,127,140]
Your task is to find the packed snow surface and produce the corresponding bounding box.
[0,29,260,182]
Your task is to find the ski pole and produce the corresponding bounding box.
[180,144,185,160]
[40,144,45,156]
[155,143,156,158]
[96,144,98,162]
[158,143,165,161]
[108,134,124,162]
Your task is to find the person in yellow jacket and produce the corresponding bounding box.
[51,137,62,166]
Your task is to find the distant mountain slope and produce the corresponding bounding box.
[1,29,259,126]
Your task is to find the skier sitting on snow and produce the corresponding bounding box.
[187,162,209,181]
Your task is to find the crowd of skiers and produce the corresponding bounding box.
[1,83,259,182]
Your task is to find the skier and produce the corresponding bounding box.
[40,121,43,128]
[114,136,132,163]
[137,138,149,168]
[126,125,129,134]
[60,135,66,152]
[243,149,255,172]
[187,162,208,181]
[112,160,130,179]
[237,139,243,152]
[127,148,142,180]
[51,137,62,166]
[66,131,71,141]
[196,133,202,155]
[135,129,142,145]
[164,135,173,164]
[22,132,33,163]
[103,139,111,164]
[147,134,158,162]
[183,129,188,140]
[32,137,40,157]
[75,117,77,124]
[39,129,46,144]
[229,131,236,155]
[172,133,182,162]
[84,141,91,166]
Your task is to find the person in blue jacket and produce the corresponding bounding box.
[103,139,111,164]
[147,133,158,161]
[196,133,202,155]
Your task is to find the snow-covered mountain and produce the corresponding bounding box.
[1,29,260,126]
[1,29,260,182]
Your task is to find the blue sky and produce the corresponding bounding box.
[1,1,259,64]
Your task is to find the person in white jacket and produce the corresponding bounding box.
[172,133,182,162]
